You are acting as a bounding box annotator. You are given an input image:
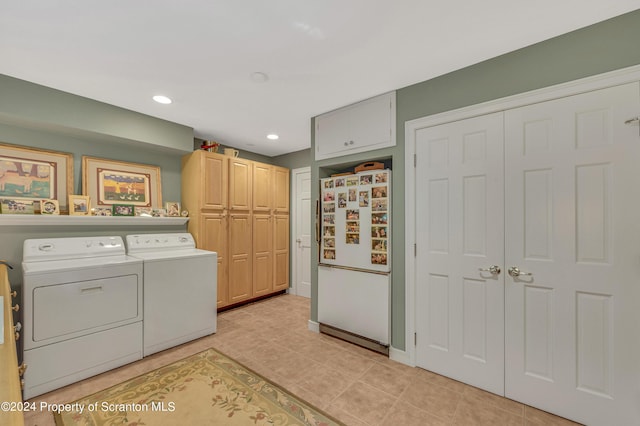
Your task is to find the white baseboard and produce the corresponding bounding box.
[308,320,319,333]
[389,346,414,367]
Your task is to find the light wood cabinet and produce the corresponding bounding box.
[202,154,228,209]
[253,162,272,212]
[201,213,228,308]
[274,166,290,213]
[228,213,252,303]
[0,264,24,426]
[229,158,252,210]
[274,214,289,291]
[315,91,396,160]
[253,214,273,296]
[182,150,290,309]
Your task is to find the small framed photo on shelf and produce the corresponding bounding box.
[1,199,35,214]
[113,204,135,216]
[151,208,167,217]
[135,206,152,217]
[92,207,113,216]
[68,195,90,216]
[165,201,181,217]
[40,199,60,215]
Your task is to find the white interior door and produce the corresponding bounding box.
[504,82,640,426]
[415,112,505,395]
[293,168,311,298]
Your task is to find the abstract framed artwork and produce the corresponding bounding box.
[0,142,73,212]
[82,156,162,208]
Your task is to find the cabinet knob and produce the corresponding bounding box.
[20,379,24,390]
[11,304,19,312]
[18,363,28,376]
[349,140,354,145]
[344,141,349,146]
[10,290,17,298]
[15,331,20,341]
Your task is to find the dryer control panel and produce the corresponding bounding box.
[23,236,125,262]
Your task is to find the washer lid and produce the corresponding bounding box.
[23,236,126,263]
[127,248,216,262]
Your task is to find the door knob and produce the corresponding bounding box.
[479,265,501,275]
[508,266,532,277]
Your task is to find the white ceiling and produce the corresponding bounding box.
[1,2,638,157]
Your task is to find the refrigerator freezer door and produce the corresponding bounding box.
[318,265,390,345]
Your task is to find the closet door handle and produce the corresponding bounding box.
[508,266,532,277]
[479,265,501,275]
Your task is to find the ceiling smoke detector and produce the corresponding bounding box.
[251,72,269,83]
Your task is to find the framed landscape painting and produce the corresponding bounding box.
[82,156,162,208]
[0,142,73,212]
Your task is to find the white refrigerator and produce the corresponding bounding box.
[318,169,391,352]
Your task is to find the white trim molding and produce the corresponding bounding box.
[308,319,320,333]
[390,346,414,367]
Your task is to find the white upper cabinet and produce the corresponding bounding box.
[315,91,396,160]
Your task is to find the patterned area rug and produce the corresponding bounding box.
[54,348,343,426]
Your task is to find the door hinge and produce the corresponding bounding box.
[414,243,417,257]
[413,154,416,167]
[414,332,417,346]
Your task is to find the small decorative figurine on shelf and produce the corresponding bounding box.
[200,140,219,152]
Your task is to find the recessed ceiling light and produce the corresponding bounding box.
[267,134,279,140]
[153,95,172,104]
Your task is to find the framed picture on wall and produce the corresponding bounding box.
[0,142,73,213]
[82,156,162,209]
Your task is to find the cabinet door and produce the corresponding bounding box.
[229,158,252,210]
[253,163,272,212]
[315,107,352,159]
[228,213,252,303]
[349,92,394,149]
[273,214,289,291]
[202,153,228,209]
[315,91,395,160]
[253,214,273,296]
[273,167,289,213]
[201,213,228,308]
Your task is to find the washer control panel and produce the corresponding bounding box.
[126,233,195,253]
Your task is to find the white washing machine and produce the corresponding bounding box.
[126,233,217,357]
[22,236,143,399]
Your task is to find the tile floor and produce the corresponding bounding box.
[23,294,581,426]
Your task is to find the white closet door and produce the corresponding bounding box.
[415,112,505,395]
[504,82,640,425]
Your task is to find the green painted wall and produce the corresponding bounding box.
[0,74,194,152]
[311,9,640,352]
[273,148,312,170]
[0,75,194,296]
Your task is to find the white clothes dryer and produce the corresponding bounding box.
[22,236,143,399]
[126,233,217,357]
